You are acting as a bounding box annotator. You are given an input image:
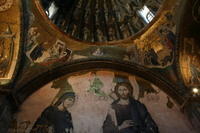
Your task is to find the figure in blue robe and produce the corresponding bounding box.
[30,92,75,133]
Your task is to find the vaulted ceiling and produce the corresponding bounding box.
[40,0,163,42]
[0,1,199,131]
[0,0,199,100]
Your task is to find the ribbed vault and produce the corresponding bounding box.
[40,0,164,42]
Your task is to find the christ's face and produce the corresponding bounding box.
[63,97,75,109]
[117,85,130,100]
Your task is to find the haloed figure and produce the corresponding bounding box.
[31,92,75,133]
[103,82,159,133]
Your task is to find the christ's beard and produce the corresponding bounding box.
[120,95,129,100]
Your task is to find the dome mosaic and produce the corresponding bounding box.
[40,0,164,42]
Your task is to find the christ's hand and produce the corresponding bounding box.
[118,120,135,130]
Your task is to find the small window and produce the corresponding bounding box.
[138,5,155,23]
[47,2,58,19]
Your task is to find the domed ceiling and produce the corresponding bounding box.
[40,0,164,42]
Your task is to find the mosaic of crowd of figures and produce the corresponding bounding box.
[9,70,196,133]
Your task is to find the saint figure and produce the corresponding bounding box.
[30,92,75,133]
[103,82,159,133]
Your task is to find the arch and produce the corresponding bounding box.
[12,59,183,108]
